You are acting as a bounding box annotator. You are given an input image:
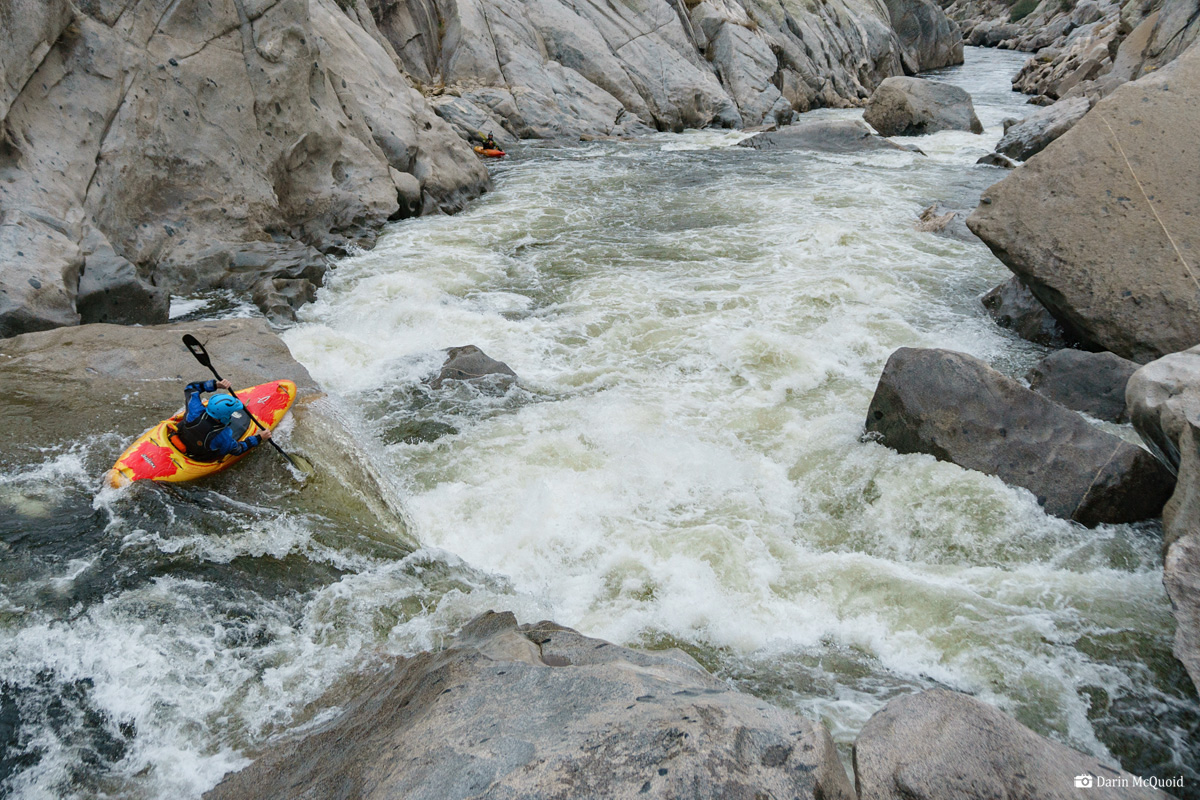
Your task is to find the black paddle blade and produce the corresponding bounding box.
[182,334,212,367]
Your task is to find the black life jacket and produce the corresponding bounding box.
[170,413,228,462]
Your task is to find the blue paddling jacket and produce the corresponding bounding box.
[173,380,265,461]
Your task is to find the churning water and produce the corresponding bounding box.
[1,48,1196,798]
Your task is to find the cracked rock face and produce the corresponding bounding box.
[202,611,855,800]
[0,0,489,338]
[1127,345,1200,694]
[369,0,963,138]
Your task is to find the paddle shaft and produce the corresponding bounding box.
[182,335,300,468]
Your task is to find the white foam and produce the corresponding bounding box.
[168,297,211,319]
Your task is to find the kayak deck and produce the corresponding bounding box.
[108,380,297,488]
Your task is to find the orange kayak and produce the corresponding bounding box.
[108,380,297,488]
[474,145,506,158]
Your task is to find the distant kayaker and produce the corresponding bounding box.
[482,132,498,150]
[170,378,272,462]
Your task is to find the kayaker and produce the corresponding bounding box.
[483,132,498,150]
[170,378,272,462]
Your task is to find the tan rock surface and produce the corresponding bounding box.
[967,44,1200,363]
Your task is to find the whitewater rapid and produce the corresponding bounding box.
[0,47,1195,799]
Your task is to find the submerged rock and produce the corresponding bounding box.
[980,276,1070,348]
[854,689,1172,800]
[1026,349,1139,423]
[863,77,984,136]
[967,44,1200,363]
[428,345,519,391]
[865,347,1174,526]
[976,152,1017,168]
[204,611,855,800]
[914,204,976,242]
[738,118,908,152]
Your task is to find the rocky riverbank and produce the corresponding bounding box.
[865,9,1200,698]
[0,0,490,339]
[203,611,1172,800]
[0,0,967,342]
[371,0,963,141]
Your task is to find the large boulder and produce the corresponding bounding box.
[854,689,1174,800]
[980,276,1071,347]
[738,118,909,152]
[966,20,1024,47]
[995,96,1091,161]
[865,347,1174,526]
[0,318,413,547]
[0,0,490,339]
[863,77,983,136]
[1026,349,1140,423]
[967,44,1200,364]
[1164,529,1200,697]
[204,611,855,800]
[1127,345,1200,479]
[1126,346,1200,693]
[0,319,319,450]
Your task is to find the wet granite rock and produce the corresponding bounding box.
[854,689,1173,800]
[865,347,1174,526]
[976,152,1018,168]
[863,77,984,136]
[738,118,908,152]
[251,278,319,325]
[429,345,519,391]
[1026,349,1139,423]
[980,276,1070,348]
[203,611,855,800]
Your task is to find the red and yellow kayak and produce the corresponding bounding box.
[474,145,506,158]
[108,380,297,488]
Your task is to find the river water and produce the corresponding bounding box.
[1,47,1197,798]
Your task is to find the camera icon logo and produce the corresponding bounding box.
[1075,775,1095,788]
